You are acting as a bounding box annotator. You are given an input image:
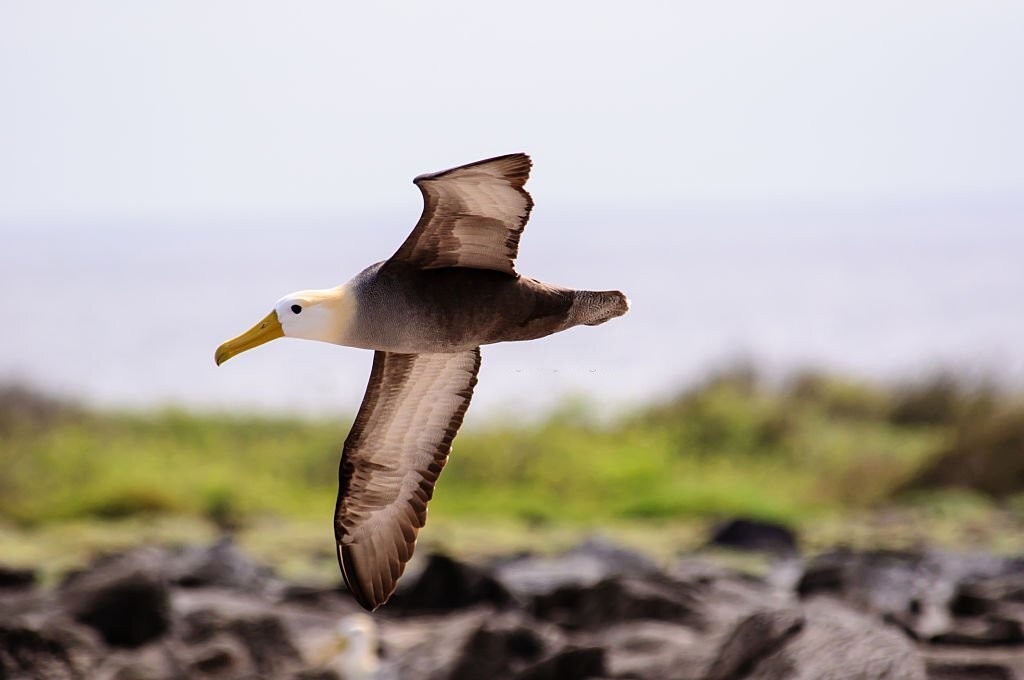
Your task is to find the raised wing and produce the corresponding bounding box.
[389,153,534,275]
[334,348,481,610]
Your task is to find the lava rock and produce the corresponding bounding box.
[60,551,171,648]
[166,537,276,592]
[0,619,100,680]
[704,608,805,680]
[706,600,927,680]
[668,559,791,629]
[931,616,1024,646]
[389,553,514,613]
[926,661,1015,680]
[797,549,1024,640]
[179,604,302,677]
[280,583,349,607]
[0,565,37,589]
[382,609,566,680]
[446,618,551,680]
[951,573,1024,617]
[14,539,1024,680]
[709,518,798,557]
[595,621,708,680]
[180,607,224,645]
[494,538,663,598]
[566,536,664,575]
[293,669,343,680]
[89,643,189,680]
[187,640,248,677]
[514,645,606,680]
[532,575,702,631]
[229,614,303,676]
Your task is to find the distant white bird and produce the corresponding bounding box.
[216,154,628,609]
[303,613,381,680]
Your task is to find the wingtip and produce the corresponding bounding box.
[414,152,532,185]
[337,542,382,612]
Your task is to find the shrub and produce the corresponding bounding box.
[900,404,1024,498]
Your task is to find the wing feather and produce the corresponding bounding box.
[334,348,481,610]
[389,153,533,275]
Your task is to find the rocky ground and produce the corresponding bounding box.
[4,521,1024,679]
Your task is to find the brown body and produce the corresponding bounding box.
[344,261,622,353]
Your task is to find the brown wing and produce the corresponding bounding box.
[389,153,534,275]
[334,348,481,610]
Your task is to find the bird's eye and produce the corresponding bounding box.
[291,304,302,314]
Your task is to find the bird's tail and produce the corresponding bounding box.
[571,290,630,327]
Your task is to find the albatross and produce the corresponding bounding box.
[215,153,628,610]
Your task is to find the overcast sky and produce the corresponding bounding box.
[2,2,1023,414]
[2,1,1023,225]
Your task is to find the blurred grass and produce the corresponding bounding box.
[437,368,946,524]
[0,404,345,525]
[4,370,1024,575]
[6,367,1016,531]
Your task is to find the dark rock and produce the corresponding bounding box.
[532,575,702,631]
[179,607,224,645]
[669,559,791,629]
[493,537,662,598]
[446,619,550,680]
[21,540,1024,680]
[0,619,100,680]
[90,643,188,680]
[166,537,275,592]
[514,646,605,680]
[229,614,302,676]
[0,588,47,627]
[179,602,299,675]
[705,600,926,680]
[591,564,795,678]
[710,518,799,557]
[175,592,305,677]
[293,670,343,680]
[796,557,844,595]
[0,565,37,589]
[383,609,566,680]
[797,549,1024,640]
[60,552,171,648]
[280,583,348,607]
[389,553,514,613]
[704,608,805,680]
[376,611,482,675]
[951,573,1024,616]
[926,661,1015,680]
[566,536,664,575]
[931,617,1024,646]
[187,641,244,676]
[951,585,994,618]
[592,621,708,680]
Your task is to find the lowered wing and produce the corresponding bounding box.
[334,348,481,610]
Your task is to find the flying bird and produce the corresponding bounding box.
[215,154,628,610]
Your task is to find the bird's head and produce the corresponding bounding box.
[215,286,354,365]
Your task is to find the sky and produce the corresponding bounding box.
[1,2,1023,415]
[1,2,1023,224]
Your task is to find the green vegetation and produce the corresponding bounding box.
[3,368,1021,534]
[0,390,344,525]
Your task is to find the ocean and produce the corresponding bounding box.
[3,199,1022,419]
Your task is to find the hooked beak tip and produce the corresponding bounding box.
[214,310,283,367]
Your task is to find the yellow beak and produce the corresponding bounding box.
[215,310,284,365]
